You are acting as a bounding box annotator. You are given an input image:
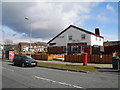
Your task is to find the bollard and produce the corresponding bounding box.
[83,53,88,66]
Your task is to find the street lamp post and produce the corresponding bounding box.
[25,17,32,56]
[0,30,5,60]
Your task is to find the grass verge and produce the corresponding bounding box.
[37,62,100,72]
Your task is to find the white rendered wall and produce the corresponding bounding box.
[49,27,91,46]
[90,35,104,46]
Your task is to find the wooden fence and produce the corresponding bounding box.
[104,45,120,54]
[64,54,112,64]
[15,53,112,63]
[31,54,64,60]
[15,53,65,61]
[64,55,82,62]
[31,54,48,60]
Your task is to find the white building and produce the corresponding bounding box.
[47,25,104,47]
[0,45,3,50]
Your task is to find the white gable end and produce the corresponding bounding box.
[49,27,91,46]
[48,25,104,46]
[91,35,104,46]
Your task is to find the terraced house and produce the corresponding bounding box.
[19,42,47,53]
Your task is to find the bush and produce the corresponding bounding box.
[41,52,47,55]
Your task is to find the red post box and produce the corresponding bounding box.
[82,53,88,66]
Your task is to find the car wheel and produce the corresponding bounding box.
[13,62,16,66]
[21,63,25,67]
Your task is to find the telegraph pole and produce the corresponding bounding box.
[25,17,32,56]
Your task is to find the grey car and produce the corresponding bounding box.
[13,55,38,67]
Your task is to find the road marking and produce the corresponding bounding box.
[33,76,84,89]
[2,67,14,72]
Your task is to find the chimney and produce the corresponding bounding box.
[95,28,100,36]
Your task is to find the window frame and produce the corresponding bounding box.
[99,38,101,41]
[68,35,72,40]
[81,34,86,39]
[96,37,97,41]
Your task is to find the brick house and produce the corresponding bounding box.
[19,42,47,53]
[104,41,120,54]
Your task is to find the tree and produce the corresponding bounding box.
[35,41,47,46]
[4,39,14,50]
[4,39,13,45]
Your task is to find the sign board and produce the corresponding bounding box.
[9,51,14,60]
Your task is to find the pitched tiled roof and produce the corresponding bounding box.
[19,42,47,46]
[19,42,30,45]
[47,25,104,44]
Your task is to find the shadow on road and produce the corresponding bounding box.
[8,63,14,66]
[7,63,35,68]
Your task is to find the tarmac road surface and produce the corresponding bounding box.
[1,61,119,89]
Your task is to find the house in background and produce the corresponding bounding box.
[19,42,47,53]
[47,25,104,54]
[0,44,3,59]
[0,44,3,50]
[104,41,120,46]
[103,41,120,54]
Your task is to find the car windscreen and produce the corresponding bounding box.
[24,55,32,59]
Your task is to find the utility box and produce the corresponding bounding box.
[6,50,15,60]
[112,56,120,70]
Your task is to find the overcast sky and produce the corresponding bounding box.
[0,0,119,44]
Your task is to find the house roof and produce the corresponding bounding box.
[19,42,47,46]
[19,42,30,45]
[104,41,120,43]
[47,25,104,44]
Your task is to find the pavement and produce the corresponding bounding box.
[2,58,116,73]
[3,58,113,68]
[3,59,120,74]
[1,61,119,89]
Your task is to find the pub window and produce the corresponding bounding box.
[96,37,97,41]
[69,35,72,40]
[63,46,66,51]
[72,46,78,51]
[81,34,85,39]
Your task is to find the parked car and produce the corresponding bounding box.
[13,55,38,67]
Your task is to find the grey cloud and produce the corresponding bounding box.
[2,2,96,40]
[2,2,67,39]
[2,2,37,34]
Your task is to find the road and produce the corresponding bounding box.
[1,60,119,89]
